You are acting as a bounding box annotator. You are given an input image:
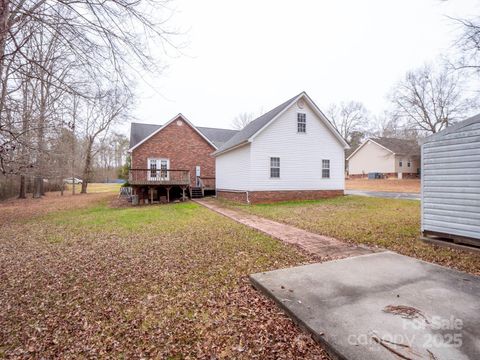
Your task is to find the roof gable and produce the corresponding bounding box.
[347,137,420,161]
[214,92,349,156]
[128,115,238,151]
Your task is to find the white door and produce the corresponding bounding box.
[148,159,169,181]
[195,166,201,186]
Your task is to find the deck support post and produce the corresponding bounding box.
[166,186,171,203]
[180,186,187,202]
[149,187,154,204]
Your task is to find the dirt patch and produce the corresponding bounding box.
[346,179,420,193]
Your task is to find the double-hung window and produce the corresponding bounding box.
[322,159,330,179]
[297,113,306,133]
[270,157,280,178]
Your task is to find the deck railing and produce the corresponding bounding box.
[199,176,215,190]
[129,169,190,185]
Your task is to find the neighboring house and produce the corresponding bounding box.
[213,92,350,204]
[421,113,480,247]
[346,138,420,179]
[128,114,237,203]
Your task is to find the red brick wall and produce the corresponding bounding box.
[131,119,216,185]
[217,190,344,204]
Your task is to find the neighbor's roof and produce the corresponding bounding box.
[372,137,420,155]
[421,113,480,145]
[129,122,238,150]
[347,137,420,160]
[214,92,349,155]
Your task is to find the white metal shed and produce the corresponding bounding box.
[421,114,480,247]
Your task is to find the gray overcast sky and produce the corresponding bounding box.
[128,0,479,132]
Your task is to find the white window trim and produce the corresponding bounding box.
[270,157,280,179]
[322,159,330,179]
[148,158,170,181]
[297,113,306,133]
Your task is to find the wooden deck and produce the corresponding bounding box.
[128,169,216,203]
[129,169,190,186]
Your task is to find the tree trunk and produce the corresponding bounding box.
[0,0,9,81]
[18,175,26,199]
[81,139,93,194]
[33,176,42,198]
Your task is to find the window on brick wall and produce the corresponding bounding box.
[270,157,280,178]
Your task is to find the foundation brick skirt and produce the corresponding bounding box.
[217,189,344,204]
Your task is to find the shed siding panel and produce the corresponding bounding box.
[422,121,480,241]
[215,144,251,190]
[249,102,345,191]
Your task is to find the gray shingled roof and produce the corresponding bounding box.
[197,127,238,148]
[372,137,420,156]
[129,123,161,149]
[214,93,302,154]
[129,122,238,149]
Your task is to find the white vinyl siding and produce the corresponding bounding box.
[422,120,480,242]
[215,144,251,190]
[249,101,345,191]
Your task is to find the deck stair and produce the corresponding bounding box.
[191,187,204,198]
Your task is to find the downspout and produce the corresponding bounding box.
[245,191,250,205]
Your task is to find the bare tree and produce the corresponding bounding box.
[231,112,255,130]
[390,64,477,134]
[453,15,480,74]
[327,101,370,144]
[0,0,180,198]
[79,87,129,194]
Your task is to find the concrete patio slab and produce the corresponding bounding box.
[250,252,480,360]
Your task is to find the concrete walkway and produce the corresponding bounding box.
[346,189,420,201]
[195,198,373,260]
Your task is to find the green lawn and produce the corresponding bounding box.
[221,195,480,275]
[0,198,327,359]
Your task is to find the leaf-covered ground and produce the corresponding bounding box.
[0,195,328,359]
[221,196,480,275]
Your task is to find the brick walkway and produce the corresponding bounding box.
[195,198,374,260]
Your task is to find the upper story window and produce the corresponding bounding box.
[297,113,306,133]
[322,159,330,179]
[270,157,280,178]
[407,160,411,167]
[399,160,403,167]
